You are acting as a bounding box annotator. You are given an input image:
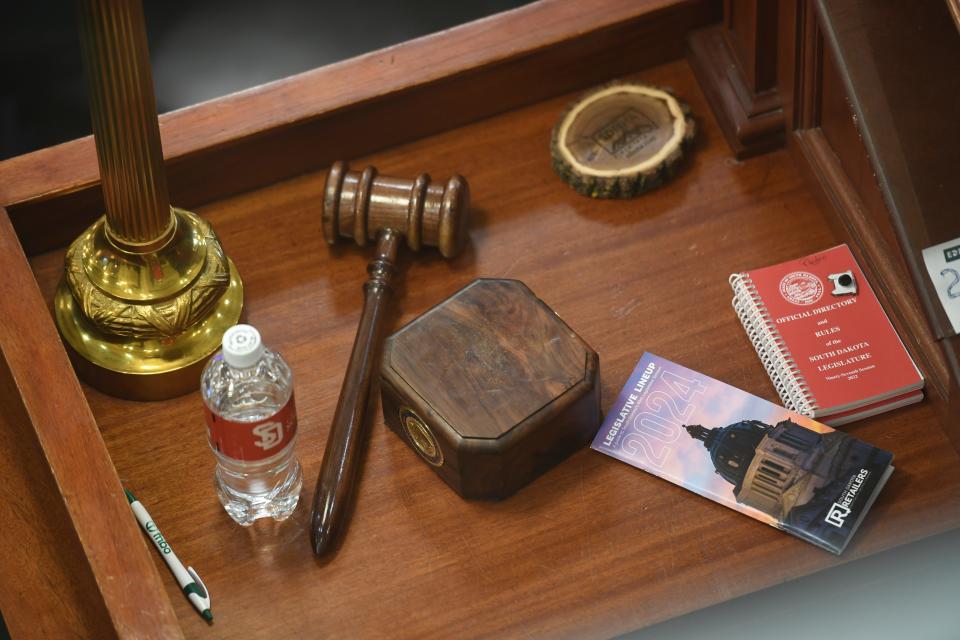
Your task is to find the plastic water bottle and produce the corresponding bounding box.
[201,324,302,525]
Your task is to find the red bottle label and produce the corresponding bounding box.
[205,393,298,462]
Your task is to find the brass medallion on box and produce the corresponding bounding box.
[551,81,696,198]
[399,407,444,467]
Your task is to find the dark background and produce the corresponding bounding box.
[1,3,958,639]
[0,0,532,160]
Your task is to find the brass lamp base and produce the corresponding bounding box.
[54,208,244,401]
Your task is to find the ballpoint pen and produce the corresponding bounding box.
[125,489,213,622]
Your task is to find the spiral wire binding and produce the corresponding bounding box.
[729,273,818,417]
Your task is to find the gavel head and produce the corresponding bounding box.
[322,161,470,259]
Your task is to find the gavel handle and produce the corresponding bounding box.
[311,228,401,557]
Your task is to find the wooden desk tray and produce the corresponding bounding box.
[1,1,958,638]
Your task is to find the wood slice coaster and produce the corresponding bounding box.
[551,82,696,198]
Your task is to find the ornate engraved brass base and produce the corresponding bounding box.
[54,207,243,400]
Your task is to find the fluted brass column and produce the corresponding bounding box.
[54,0,243,400]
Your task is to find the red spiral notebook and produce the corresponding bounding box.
[729,244,924,426]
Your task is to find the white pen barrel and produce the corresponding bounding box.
[130,500,193,587]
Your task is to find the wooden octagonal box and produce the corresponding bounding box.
[380,278,600,499]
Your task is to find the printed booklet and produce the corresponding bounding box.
[591,353,894,554]
[729,244,923,425]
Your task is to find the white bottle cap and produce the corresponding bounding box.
[222,324,264,368]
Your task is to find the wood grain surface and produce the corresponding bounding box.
[381,278,600,500]
[386,279,588,439]
[0,342,117,639]
[25,58,960,638]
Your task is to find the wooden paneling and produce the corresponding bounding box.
[23,59,960,639]
[687,0,784,158]
[0,350,117,640]
[779,0,956,446]
[725,0,778,92]
[809,0,960,444]
[817,0,960,338]
[0,210,182,639]
[819,46,904,267]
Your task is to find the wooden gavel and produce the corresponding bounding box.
[311,161,470,557]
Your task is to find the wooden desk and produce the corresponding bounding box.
[2,1,958,637]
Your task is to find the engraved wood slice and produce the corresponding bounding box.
[551,82,696,198]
